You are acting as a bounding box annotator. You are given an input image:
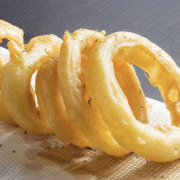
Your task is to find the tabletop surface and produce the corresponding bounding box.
[1,0,180,102]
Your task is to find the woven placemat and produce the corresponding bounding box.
[0,47,179,180]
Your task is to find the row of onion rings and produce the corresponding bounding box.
[1,20,179,162]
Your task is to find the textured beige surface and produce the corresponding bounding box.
[0,98,178,180]
[0,47,179,180]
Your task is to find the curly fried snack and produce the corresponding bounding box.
[36,58,91,147]
[86,32,180,162]
[1,35,62,134]
[58,29,149,156]
[3,19,180,162]
[0,20,24,49]
[0,20,25,125]
[0,57,16,124]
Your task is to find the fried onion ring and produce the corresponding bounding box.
[0,20,24,49]
[36,57,91,147]
[86,32,180,162]
[1,35,62,134]
[0,57,16,124]
[58,29,149,156]
[0,20,25,125]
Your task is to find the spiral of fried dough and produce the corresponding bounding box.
[1,20,180,162]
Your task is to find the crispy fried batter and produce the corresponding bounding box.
[58,29,149,157]
[1,35,62,134]
[86,32,180,162]
[36,58,91,146]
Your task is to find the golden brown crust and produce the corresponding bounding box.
[1,35,62,134]
[57,29,150,157]
[86,32,180,162]
[36,58,91,146]
[2,20,180,162]
[0,20,24,49]
[0,20,25,125]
